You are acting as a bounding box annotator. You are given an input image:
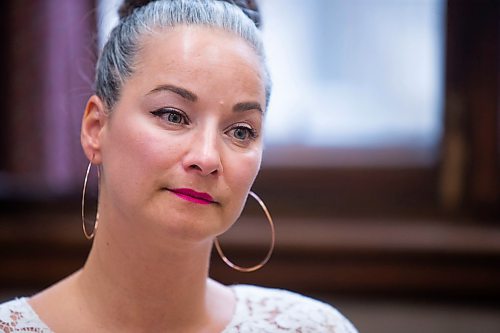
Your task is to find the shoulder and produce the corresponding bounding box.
[227,284,358,333]
[0,297,52,332]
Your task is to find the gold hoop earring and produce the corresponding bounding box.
[214,191,275,273]
[82,159,99,239]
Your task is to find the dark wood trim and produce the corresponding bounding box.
[1,213,499,302]
[211,218,500,301]
[252,167,440,219]
[0,2,9,171]
[440,0,500,218]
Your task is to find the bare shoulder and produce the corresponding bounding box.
[228,284,358,333]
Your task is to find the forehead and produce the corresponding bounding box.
[129,25,265,101]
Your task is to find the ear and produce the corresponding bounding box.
[81,95,108,164]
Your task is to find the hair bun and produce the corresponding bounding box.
[118,0,261,28]
[225,0,261,28]
[118,0,158,20]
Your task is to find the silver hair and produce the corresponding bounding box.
[95,0,271,111]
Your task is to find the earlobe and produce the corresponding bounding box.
[81,95,108,164]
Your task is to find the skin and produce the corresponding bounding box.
[29,25,266,333]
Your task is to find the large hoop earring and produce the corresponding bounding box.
[214,191,275,273]
[81,159,99,239]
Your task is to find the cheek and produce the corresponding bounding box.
[102,116,181,191]
[230,148,261,188]
[224,148,262,215]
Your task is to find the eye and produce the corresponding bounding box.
[227,125,258,142]
[150,108,189,125]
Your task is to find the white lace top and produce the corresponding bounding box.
[0,285,357,332]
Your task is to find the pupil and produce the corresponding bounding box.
[235,128,247,139]
[168,113,180,123]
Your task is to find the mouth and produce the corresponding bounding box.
[167,188,216,205]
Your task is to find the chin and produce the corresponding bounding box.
[151,212,230,242]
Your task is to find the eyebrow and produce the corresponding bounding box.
[233,102,263,114]
[147,84,197,102]
[147,84,262,113]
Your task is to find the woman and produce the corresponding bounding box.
[0,0,357,332]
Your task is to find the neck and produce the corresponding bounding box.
[76,211,222,332]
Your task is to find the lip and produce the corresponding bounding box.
[168,188,215,205]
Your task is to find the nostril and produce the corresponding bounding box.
[188,163,220,176]
[189,164,202,171]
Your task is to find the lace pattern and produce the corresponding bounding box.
[224,285,357,333]
[0,298,49,333]
[0,285,357,332]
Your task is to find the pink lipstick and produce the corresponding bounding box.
[169,188,215,205]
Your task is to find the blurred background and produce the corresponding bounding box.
[0,0,499,332]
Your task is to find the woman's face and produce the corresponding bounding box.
[95,26,266,241]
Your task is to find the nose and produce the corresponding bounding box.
[182,126,222,176]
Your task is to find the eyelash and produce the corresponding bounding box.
[227,125,258,142]
[150,108,189,125]
[150,108,258,142]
